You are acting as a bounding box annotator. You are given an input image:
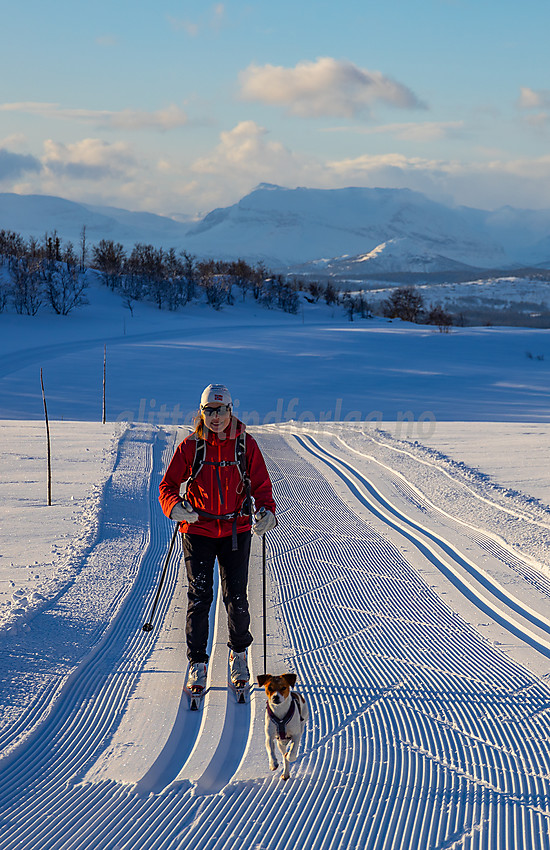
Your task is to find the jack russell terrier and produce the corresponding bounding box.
[257,673,309,781]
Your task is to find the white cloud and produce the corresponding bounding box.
[192,121,288,172]
[6,120,550,219]
[327,150,445,175]
[8,138,156,211]
[326,151,550,209]
[518,87,550,110]
[42,138,138,181]
[0,133,28,151]
[326,152,449,197]
[174,140,550,213]
[382,121,464,141]
[188,121,323,210]
[107,105,188,131]
[192,120,315,178]
[489,154,550,180]
[239,57,426,118]
[517,88,550,131]
[323,121,465,141]
[0,102,188,132]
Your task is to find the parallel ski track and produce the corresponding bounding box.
[296,434,550,657]
[0,428,203,848]
[283,433,550,849]
[0,426,257,849]
[1,430,550,849]
[173,433,550,850]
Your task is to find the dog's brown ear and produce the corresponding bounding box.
[257,674,271,687]
[283,673,297,688]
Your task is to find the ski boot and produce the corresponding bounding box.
[229,650,250,703]
[187,661,207,710]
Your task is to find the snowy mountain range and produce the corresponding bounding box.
[1,184,550,273]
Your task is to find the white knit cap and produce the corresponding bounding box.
[200,383,232,408]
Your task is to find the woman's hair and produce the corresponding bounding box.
[192,409,206,438]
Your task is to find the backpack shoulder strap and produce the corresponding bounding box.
[191,437,207,480]
[185,438,206,500]
[235,431,247,480]
[235,431,253,516]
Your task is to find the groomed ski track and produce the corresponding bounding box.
[1,426,550,849]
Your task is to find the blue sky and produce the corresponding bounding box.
[1,0,549,217]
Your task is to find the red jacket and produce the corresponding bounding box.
[159,420,276,538]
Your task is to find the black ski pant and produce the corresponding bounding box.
[182,531,253,663]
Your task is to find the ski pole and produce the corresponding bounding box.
[256,507,269,676]
[142,522,180,632]
[262,532,267,677]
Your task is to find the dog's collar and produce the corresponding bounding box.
[267,692,300,740]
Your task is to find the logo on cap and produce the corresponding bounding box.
[214,394,223,401]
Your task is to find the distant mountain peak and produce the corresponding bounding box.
[252,182,285,192]
[1,187,550,271]
[183,185,508,269]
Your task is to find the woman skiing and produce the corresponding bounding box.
[159,383,277,694]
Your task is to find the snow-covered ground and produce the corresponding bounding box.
[1,272,549,423]
[363,276,550,328]
[0,420,121,629]
[1,279,550,848]
[393,421,550,506]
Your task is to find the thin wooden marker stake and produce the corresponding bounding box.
[40,368,52,506]
[102,344,106,424]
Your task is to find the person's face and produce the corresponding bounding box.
[201,403,231,434]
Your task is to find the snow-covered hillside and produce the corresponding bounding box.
[3,185,550,272]
[184,184,507,269]
[479,205,550,265]
[0,192,192,250]
[1,274,550,422]
[312,236,479,275]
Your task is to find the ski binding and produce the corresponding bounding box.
[232,680,249,704]
[189,686,205,711]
